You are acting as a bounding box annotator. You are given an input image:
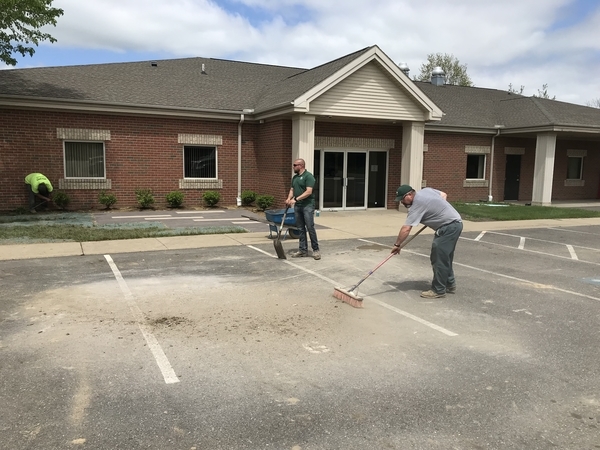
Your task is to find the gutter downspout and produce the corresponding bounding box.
[237,113,244,207]
[488,126,503,202]
[237,109,255,206]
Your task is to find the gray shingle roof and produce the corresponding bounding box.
[0,47,372,114]
[1,46,599,131]
[416,81,600,131]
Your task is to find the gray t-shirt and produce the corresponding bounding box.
[405,188,462,231]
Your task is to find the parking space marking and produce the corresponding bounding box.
[461,237,600,266]
[246,245,457,336]
[481,231,600,252]
[405,249,600,303]
[566,245,578,260]
[518,237,526,250]
[104,255,180,384]
[113,215,173,219]
[175,211,224,214]
[474,231,486,241]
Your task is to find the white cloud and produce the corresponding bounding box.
[21,0,600,104]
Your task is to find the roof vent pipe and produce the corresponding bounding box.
[151,61,157,67]
[398,62,410,76]
[431,66,445,86]
[201,63,207,75]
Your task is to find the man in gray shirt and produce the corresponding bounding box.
[391,185,463,298]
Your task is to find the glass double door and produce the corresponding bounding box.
[315,150,367,209]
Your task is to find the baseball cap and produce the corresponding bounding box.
[395,185,413,201]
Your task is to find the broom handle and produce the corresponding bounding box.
[351,225,427,291]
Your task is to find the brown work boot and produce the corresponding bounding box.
[420,290,446,299]
[313,250,321,260]
[291,251,308,258]
[446,284,456,294]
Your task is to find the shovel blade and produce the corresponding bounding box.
[273,239,286,259]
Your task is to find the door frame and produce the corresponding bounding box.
[315,148,387,211]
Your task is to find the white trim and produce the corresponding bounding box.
[567,149,587,158]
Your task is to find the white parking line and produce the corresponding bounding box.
[176,211,225,214]
[248,244,458,337]
[474,231,486,241]
[112,215,172,219]
[462,236,600,266]
[518,237,526,250]
[193,218,250,222]
[104,255,180,384]
[404,250,600,303]
[566,245,578,260]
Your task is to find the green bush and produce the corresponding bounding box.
[166,191,185,208]
[135,189,155,209]
[99,190,117,209]
[203,191,220,207]
[256,194,275,211]
[53,191,70,209]
[241,190,256,206]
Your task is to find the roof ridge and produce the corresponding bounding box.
[530,96,556,123]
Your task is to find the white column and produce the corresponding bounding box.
[531,132,557,206]
[401,122,425,190]
[292,115,315,172]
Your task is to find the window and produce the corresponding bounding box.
[184,146,216,178]
[466,154,486,179]
[64,142,105,178]
[566,156,583,180]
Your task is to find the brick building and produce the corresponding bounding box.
[1,45,599,212]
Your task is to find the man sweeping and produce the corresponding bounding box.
[392,185,462,298]
[25,173,53,213]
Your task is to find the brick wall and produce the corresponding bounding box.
[0,109,251,211]
[2,108,597,213]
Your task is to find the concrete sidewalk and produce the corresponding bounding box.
[2,208,600,261]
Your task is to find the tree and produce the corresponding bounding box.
[416,53,473,86]
[586,98,600,108]
[0,0,64,66]
[533,84,556,100]
[507,83,525,94]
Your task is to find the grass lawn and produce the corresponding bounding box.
[451,202,600,221]
[0,212,246,244]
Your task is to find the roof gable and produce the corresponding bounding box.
[291,46,442,121]
[308,61,430,121]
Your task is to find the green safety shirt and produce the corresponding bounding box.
[25,173,53,194]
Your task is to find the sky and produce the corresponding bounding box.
[4,0,600,106]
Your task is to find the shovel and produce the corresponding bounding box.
[273,208,289,259]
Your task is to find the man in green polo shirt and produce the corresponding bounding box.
[285,158,321,260]
[25,173,53,213]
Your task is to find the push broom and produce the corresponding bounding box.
[333,225,427,307]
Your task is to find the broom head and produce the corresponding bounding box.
[333,287,363,308]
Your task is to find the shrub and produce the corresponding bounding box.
[166,191,185,208]
[241,190,256,206]
[53,191,70,209]
[135,189,155,209]
[203,191,220,207]
[256,194,275,211]
[99,190,117,209]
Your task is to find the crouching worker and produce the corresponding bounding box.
[25,173,53,213]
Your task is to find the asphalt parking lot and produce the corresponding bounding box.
[1,223,599,449]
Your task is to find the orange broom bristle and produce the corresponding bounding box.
[333,287,363,308]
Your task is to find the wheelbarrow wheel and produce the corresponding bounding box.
[288,229,301,239]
